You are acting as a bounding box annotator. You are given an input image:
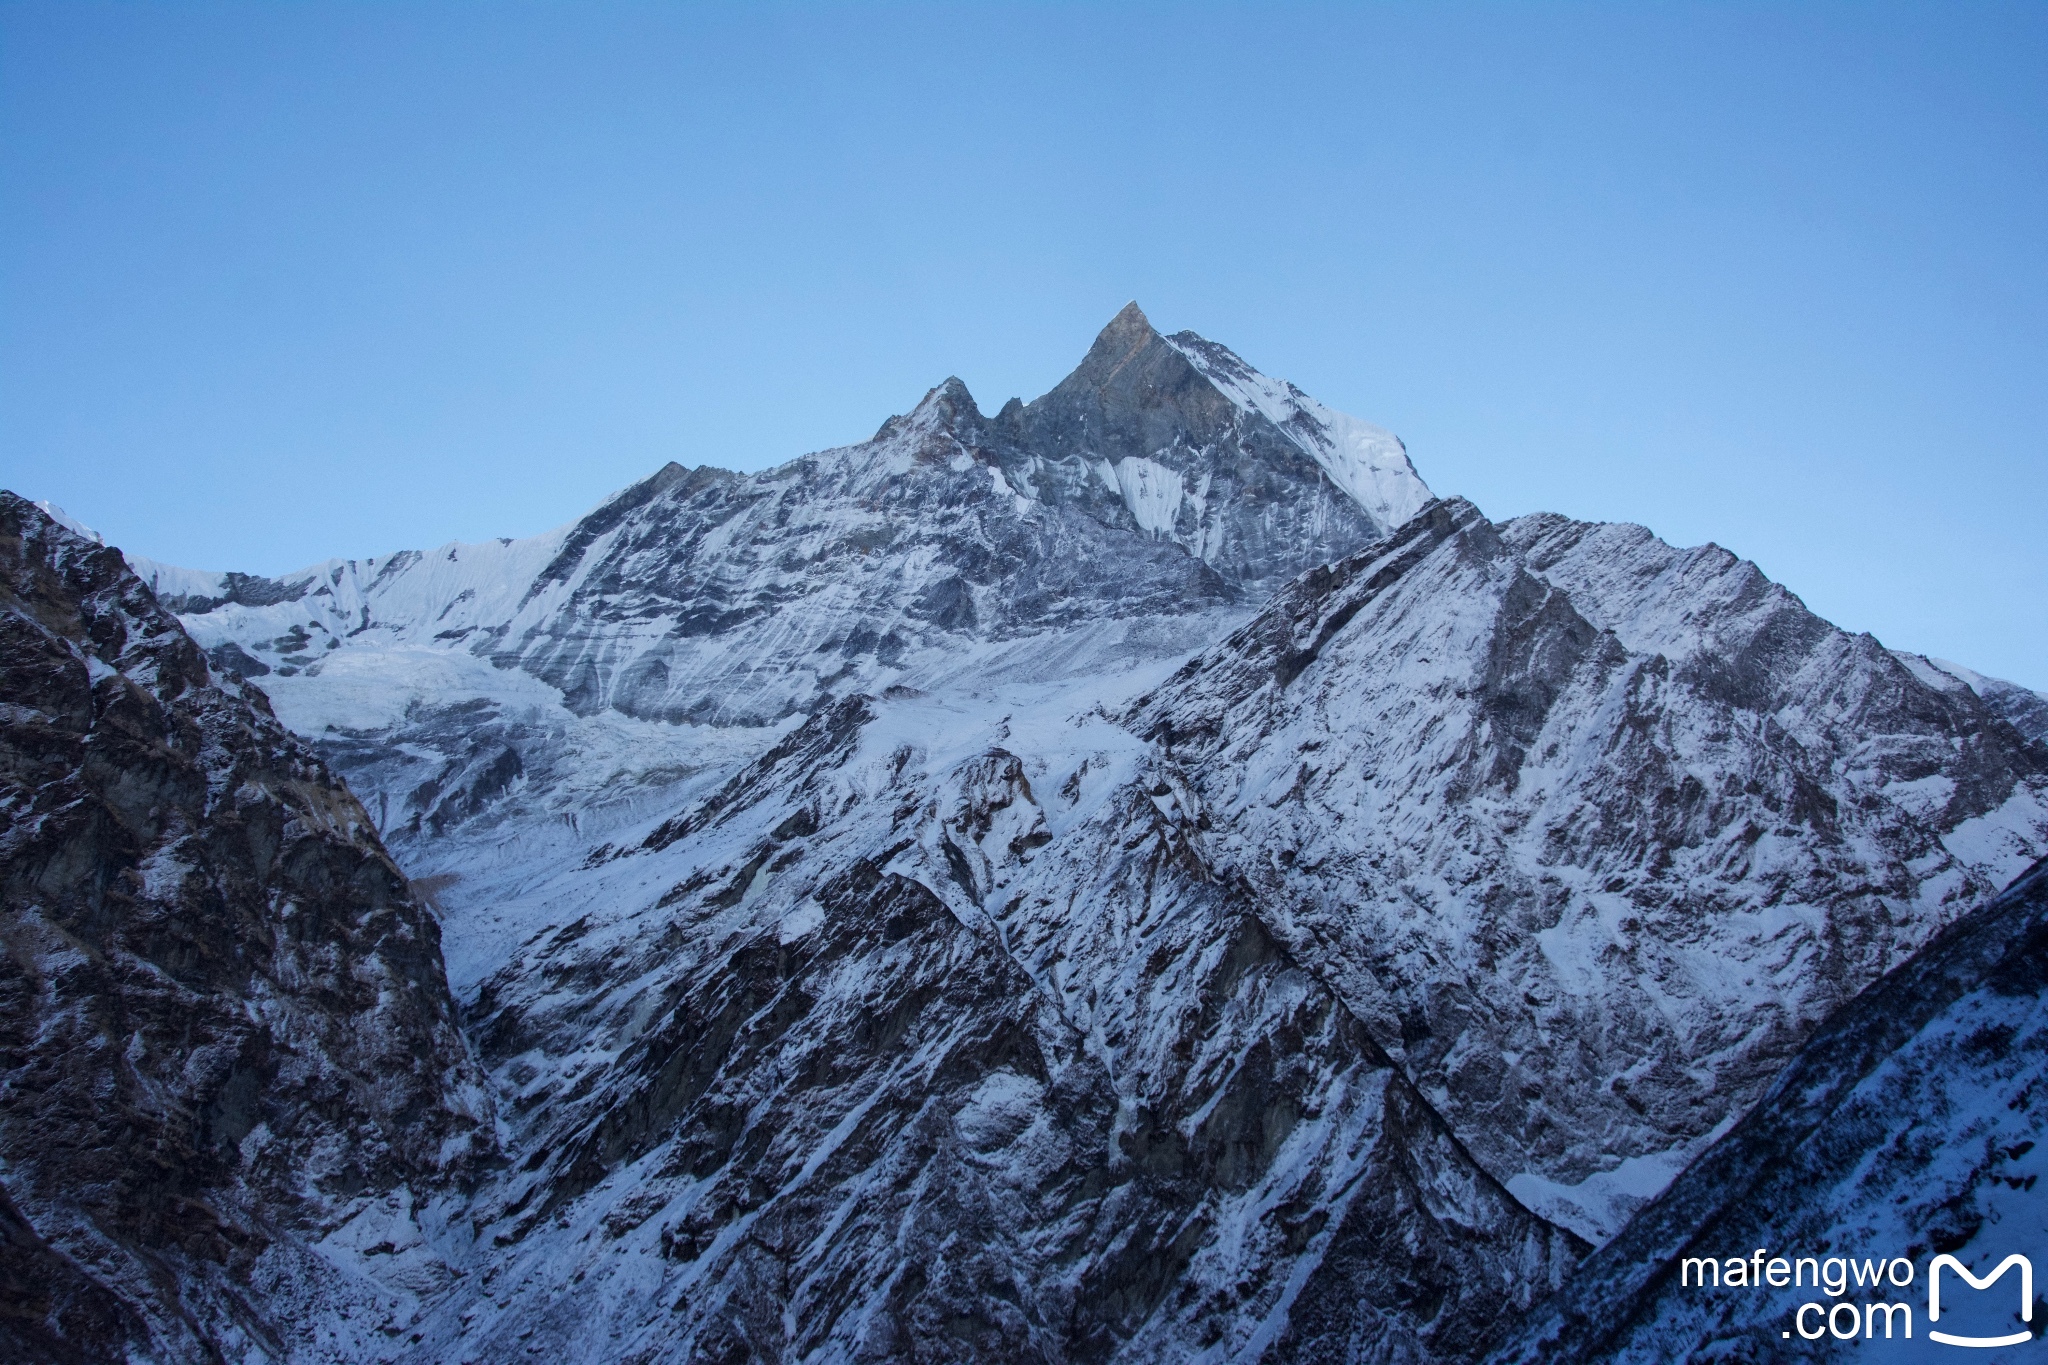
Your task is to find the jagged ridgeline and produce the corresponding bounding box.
[6,306,2045,1363]
[136,303,1429,732]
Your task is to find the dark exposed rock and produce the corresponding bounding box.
[157,568,313,616]
[0,494,493,1362]
[0,1183,148,1365]
[204,640,270,679]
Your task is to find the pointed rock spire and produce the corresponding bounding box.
[871,376,984,442]
[1101,300,1153,343]
[1092,300,1157,359]
[911,376,980,422]
[1062,301,1165,391]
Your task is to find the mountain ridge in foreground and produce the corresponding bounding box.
[5,306,2046,1362]
[1484,852,2048,1362]
[0,492,493,1363]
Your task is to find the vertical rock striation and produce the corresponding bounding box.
[0,495,494,1362]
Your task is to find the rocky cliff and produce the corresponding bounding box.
[0,495,494,1363]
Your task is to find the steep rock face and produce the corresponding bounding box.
[1125,500,2048,1240]
[0,496,494,1363]
[1485,856,2048,1363]
[405,690,1579,1365]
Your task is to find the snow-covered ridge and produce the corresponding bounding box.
[130,524,575,627]
[1166,330,1433,531]
[124,552,227,603]
[31,499,102,543]
[1894,648,2048,744]
[1125,498,2048,1244]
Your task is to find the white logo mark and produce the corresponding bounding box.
[1929,1253,2033,1349]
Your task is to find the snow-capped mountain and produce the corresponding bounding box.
[127,303,1428,849]
[10,306,2048,1362]
[133,303,1425,729]
[1122,499,2046,1242]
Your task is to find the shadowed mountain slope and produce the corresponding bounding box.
[0,495,494,1363]
[1483,855,2048,1362]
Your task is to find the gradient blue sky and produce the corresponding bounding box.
[3,3,2044,686]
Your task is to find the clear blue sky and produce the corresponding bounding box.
[3,3,2044,687]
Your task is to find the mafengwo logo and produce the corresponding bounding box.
[1929,1255,2034,1349]
[1680,1247,2037,1350]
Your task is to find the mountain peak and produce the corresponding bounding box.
[909,375,981,424]
[930,374,976,407]
[1104,298,1151,335]
[1088,300,1156,363]
[870,376,982,443]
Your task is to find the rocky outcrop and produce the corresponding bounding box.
[0,495,493,1362]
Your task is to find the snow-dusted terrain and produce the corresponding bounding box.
[1487,855,2048,1363]
[8,305,2047,1363]
[1125,502,2048,1243]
